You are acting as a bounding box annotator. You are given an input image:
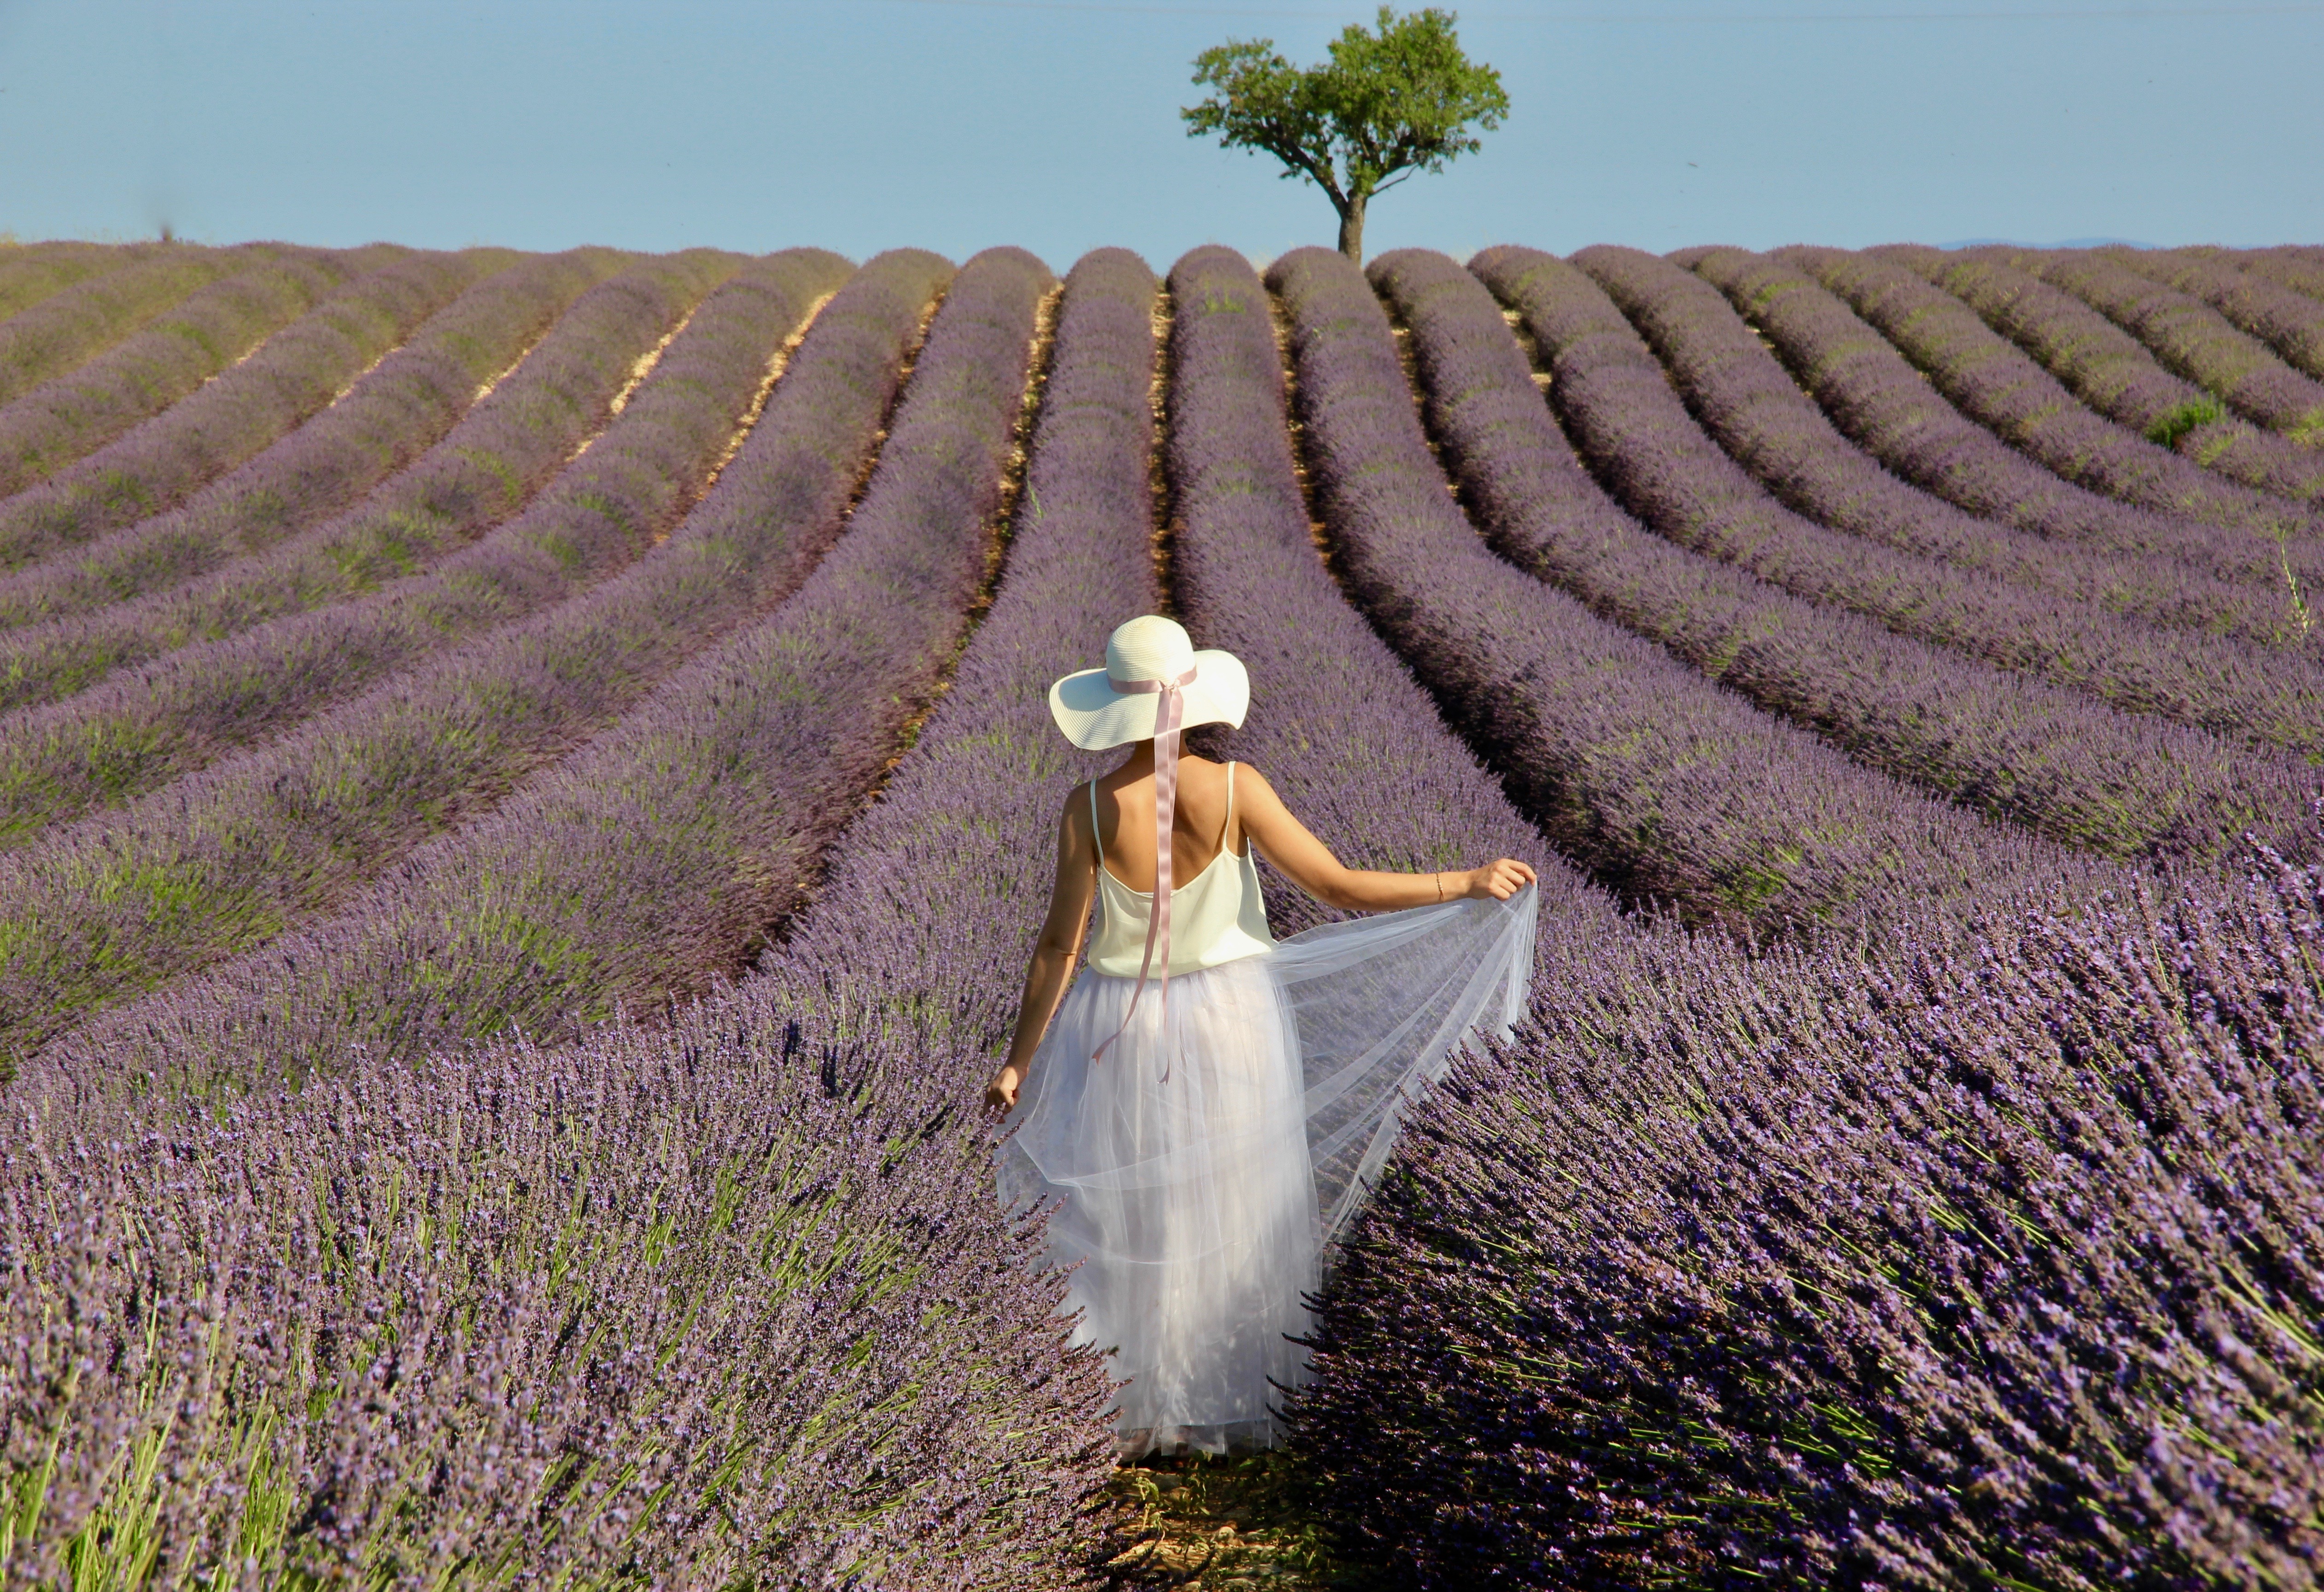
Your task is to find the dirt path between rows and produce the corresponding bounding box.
[1106,1453,1363,1589]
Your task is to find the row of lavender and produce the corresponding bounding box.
[2027,247,2324,440]
[3,956,1106,1586]
[1686,246,2322,586]
[1291,841,2324,1588]
[0,243,311,412]
[45,246,1042,1092]
[0,250,764,844]
[1261,245,2111,937]
[0,246,370,497]
[1886,246,2324,505]
[1564,246,2309,659]
[0,248,858,1070]
[0,249,512,572]
[1466,238,2324,846]
[1389,246,2315,857]
[0,249,744,721]
[0,245,638,626]
[1213,244,2324,1587]
[2,247,1102,1588]
[0,240,183,326]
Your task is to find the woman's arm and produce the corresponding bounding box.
[1235,764,1537,911]
[985,792,1099,1113]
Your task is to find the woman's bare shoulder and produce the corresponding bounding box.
[1224,760,1280,801]
[1187,754,1264,798]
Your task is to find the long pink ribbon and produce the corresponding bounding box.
[1092,664,1199,1076]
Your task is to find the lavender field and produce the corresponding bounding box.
[0,236,2318,1591]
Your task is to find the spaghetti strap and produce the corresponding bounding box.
[1220,761,1237,852]
[1088,779,1103,868]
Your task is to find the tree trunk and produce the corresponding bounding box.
[1337,195,1366,265]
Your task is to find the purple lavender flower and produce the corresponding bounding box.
[0,246,638,626]
[0,251,858,1070]
[52,248,1046,1087]
[0,249,504,572]
[1559,243,2305,646]
[1276,243,2117,937]
[0,246,357,495]
[0,240,174,325]
[1409,246,2323,819]
[1692,245,2322,584]
[1881,242,2324,505]
[2030,246,2324,435]
[0,242,287,407]
[1292,849,2324,1588]
[0,249,772,713]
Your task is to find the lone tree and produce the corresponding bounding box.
[1183,6,1507,266]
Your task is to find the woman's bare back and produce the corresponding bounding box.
[1088,753,1243,893]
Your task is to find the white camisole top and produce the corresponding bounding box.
[1086,762,1275,977]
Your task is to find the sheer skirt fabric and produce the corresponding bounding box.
[998,886,1537,1459]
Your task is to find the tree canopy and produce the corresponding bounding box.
[1182,6,1508,264]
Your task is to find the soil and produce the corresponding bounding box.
[1104,1452,1368,1589]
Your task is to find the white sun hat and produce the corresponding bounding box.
[1047,615,1249,750]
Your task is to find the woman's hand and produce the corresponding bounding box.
[984,1064,1025,1114]
[1462,859,1538,901]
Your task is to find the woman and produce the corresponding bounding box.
[988,615,1538,1458]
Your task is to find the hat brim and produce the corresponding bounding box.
[1048,650,1249,750]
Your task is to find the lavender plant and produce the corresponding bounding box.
[1288,852,2324,1589]
[0,249,866,848]
[1416,246,2318,858]
[0,249,361,498]
[56,247,1047,1089]
[2237,246,2324,308]
[0,250,857,1071]
[2032,246,2324,434]
[1269,244,2115,936]
[2,995,1121,1587]
[0,244,261,406]
[0,241,158,325]
[1735,245,2321,562]
[1545,245,2307,647]
[0,246,633,624]
[1907,246,2213,429]
[1498,246,2324,766]
[0,248,505,572]
[1876,243,2324,506]
[0,248,775,714]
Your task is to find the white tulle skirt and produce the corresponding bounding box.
[997,886,1537,1458]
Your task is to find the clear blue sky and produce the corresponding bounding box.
[2,0,2317,267]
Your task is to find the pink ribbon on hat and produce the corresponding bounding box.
[1092,663,1200,1076]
